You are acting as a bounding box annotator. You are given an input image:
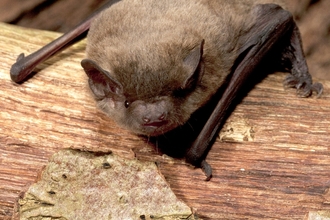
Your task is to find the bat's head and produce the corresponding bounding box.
[81,40,205,136]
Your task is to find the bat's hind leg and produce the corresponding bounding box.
[280,24,323,97]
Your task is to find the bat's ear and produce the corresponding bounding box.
[81,59,123,99]
[181,39,205,89]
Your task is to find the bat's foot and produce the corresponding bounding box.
[284,74,323,98]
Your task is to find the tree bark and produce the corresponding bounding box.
[1,23,330,219]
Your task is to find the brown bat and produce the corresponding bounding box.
[10,0,323,180]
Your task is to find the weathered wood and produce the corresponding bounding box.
[0,23,330,219]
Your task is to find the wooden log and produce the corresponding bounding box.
[0,22,330,219]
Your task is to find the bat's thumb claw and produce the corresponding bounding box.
[201,160,212,181]
[10,53,27,83]
[10,53,36,83]
[16,53,25,62]
[10,62,23,83]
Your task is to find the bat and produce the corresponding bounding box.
[10,0,323,180]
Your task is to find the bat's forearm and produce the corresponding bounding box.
[10,18,91,83]
[10,0,116,83]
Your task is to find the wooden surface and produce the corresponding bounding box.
[1,23,330,219]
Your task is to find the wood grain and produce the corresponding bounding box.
[1,23,330,219]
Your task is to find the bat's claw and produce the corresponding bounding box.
[201,160,212,181]
[186,157,213,180]
[283,74,323,98]
[16,53,25,62]
[10,53,39,83]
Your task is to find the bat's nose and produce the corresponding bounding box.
[142,113,167,128]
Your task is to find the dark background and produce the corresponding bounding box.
[1,0,329,79]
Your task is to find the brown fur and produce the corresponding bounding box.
[84,0,286,136]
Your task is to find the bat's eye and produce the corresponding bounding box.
[124,100,130,108]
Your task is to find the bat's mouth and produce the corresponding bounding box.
[142,120,170,136]
[143,121,168,128]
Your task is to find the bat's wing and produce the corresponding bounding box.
[10,0,120,83]
[185,4,323,180]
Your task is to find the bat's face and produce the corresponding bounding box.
[96,91,181,136]
[81,41,205,136]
